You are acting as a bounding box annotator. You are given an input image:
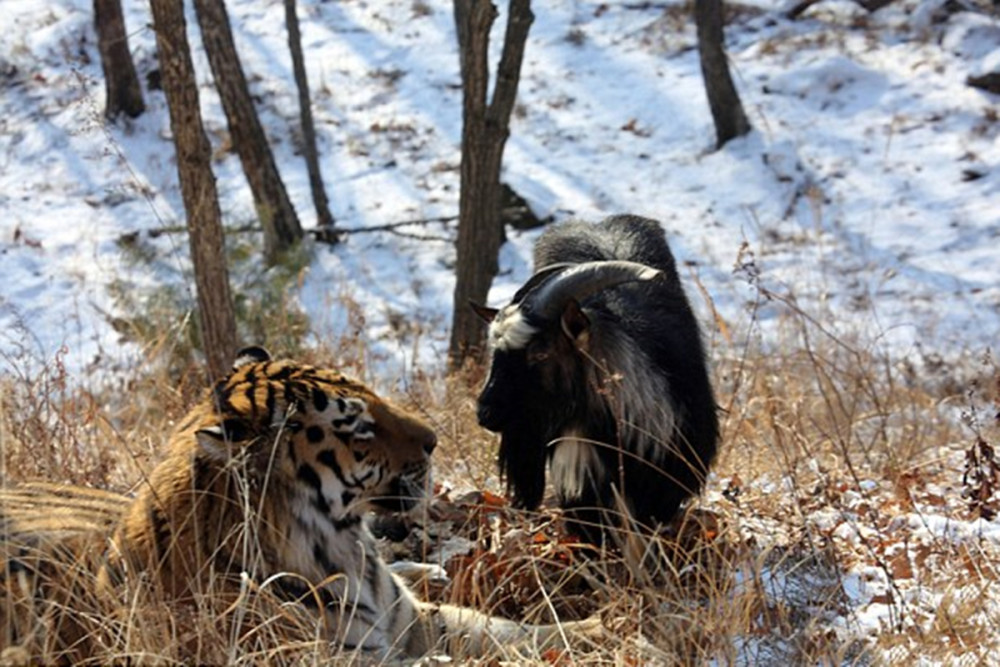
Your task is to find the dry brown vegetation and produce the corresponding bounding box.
[1,284,998,664]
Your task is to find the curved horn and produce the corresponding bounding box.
[523,260,662,322]
[510,262,576,305]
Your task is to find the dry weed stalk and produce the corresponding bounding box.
[2,274,995,662]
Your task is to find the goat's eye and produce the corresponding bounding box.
[527,350,549,364]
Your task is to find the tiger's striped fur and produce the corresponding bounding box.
[1,348,599,661]
[0,483,129,541]
[0,485,120,660]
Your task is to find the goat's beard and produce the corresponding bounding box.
[497,429,548,511]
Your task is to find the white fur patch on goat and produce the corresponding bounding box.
[488,306,537,351]
[550,432,600,501]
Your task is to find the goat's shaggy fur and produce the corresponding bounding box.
[476,215,718,543]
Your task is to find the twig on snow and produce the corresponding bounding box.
[117,215,458,246]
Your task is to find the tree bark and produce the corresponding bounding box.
[694,0,751,149]
[150,0,237,380]
[284,0,336,240]
[192,0,303,265]
[94,0,145,119]
[448,0,533,370]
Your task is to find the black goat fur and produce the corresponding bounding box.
[476,215,719,544]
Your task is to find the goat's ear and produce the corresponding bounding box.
[470,302,499,324]
[560,299,590,346]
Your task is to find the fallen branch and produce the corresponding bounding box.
[786,0,894,19]
[117,215,458,246]
[622,2,675,9]
[968,72,1000,95]
[326,215,458,234]
[784,0,822,19]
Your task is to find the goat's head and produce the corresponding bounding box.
[472,261,662,509]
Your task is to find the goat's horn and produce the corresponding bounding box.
[523,261,662,322]
[510,262,576,305]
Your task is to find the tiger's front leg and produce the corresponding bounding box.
[409,602,603,658]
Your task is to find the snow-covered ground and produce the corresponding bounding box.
[1,0,998,661]
[1,0,996,377]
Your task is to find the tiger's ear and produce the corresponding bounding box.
[233,346,271,369]
[470,302,499,324]
[195,418,253,461]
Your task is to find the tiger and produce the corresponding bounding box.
[0,482,130,542]
[1,347,600,662]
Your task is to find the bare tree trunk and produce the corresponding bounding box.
[94,0,145,119]
[695,0,751,148]
[192,0,303,265]
[150,0,237,380]
[448,0,533,370]
[284,0,336,242]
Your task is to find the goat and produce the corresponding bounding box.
[473,215,718,544]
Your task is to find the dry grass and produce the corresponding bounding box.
[1,287,997,664]
[416,282,999,663]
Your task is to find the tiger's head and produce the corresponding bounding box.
[190,346,437,520]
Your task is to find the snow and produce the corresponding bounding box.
[0,0,998,660]
[2,0,996,378]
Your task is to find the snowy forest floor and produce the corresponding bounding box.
[2,0,999,663]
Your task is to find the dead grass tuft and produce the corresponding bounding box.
[2,280,997,662]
